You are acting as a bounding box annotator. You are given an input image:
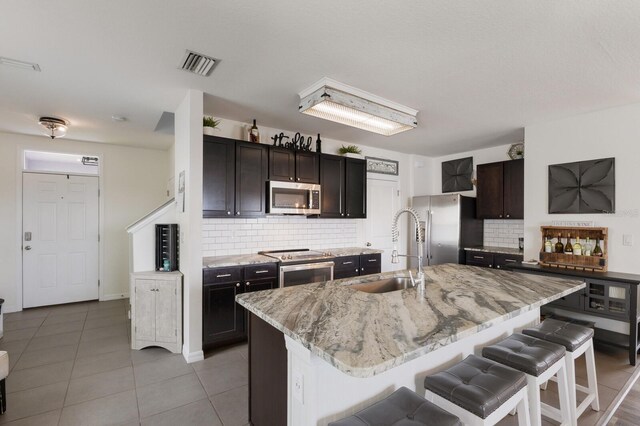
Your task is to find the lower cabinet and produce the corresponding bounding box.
[130,271,183,353]
[465,250,522,269]
[333,253,382,279]
[203,264,278,348]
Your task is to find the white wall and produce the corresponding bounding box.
[175,90,204,363]
[0,132,169,312]
[524,103,640,273]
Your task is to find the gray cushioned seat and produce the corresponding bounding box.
[522,318,594,352]
[424,354,526,419]
[482,333,566,376]
[329,386,461,426]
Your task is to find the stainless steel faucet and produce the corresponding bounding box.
[391,207,424,284]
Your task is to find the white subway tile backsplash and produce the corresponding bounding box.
[202,216,359,256]
[483,219,524,249]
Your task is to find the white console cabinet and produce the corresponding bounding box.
[130,271,182,353]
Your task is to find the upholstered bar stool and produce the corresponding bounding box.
[482,333,572,426]
[329,387,461,426]
[523,318,599,423]
[423,355,531,426]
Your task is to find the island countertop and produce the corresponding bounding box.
[236,263,585,378]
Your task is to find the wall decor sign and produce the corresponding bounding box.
[270,132,321,152]
[548,157,615,214]
[441,156,473,193]
[365,157,399,175]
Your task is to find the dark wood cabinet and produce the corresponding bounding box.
[203,137,235,217]
[268,147,319,184]
[360,253,382,275]
[204,136,268,218]
[345,158,367,218]
[333,253,382,279]
[476,159,523,219]
[203,264,278,349]
[494,253,523,269]
[319,155,346,218]
[465,250,522,269]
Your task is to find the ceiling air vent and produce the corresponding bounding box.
[179,50,219,76]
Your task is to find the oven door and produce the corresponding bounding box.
[279,262,334,288]
[268,181,321,215]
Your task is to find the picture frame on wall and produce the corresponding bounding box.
[365,156,399,176]
[441,156,473,193]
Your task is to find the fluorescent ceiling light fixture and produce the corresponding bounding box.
[0,56,41,71]
[299,78,418,136]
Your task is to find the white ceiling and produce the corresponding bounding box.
[2,1,640,156]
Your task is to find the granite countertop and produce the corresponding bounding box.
[508,263,640,285]
[203,254,275,268]
[236,263,584,378]
[465,246,524,256]
[203,247,382,268]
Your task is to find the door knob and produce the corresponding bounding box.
[24,246,32,251]
[366,242,372,247]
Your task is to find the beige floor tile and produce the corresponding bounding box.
[136,373,207,418]
[210,385,249,426]
[131,346,176,366]
[0,409,61,426]
[80,324,127,343]
[0,381,67,424]
[3,318,45,332]
[58,389,138,426]
[0,339,30,371]
[6,360,73,393]
[65,366,135,406]
[83,315,127,330]
[86,299,125,311]
[85,307,126,320]
[1,328,38,343]
[34,320,84,338]
[25,331,81,353]
[42,312,86,326]
[45,303,90,316]
[196,358,248,397]
[71,350,132,379]
[13,344,77,371]
[134,354,193,387]
[4,309,49,323]
[140,399,222,426]
[195,344,246,373]
[75,335,129,359]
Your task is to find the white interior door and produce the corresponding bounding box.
[23,173,99,308]
[364,178,400,272]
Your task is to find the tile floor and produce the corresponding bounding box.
[0,299,249,426]
[0,299,638,425]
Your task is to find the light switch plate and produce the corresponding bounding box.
[623,234,633,246]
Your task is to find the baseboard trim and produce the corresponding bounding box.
[182,348,204,364]
[100,294,129,302]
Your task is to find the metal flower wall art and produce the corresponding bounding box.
[548,157,615,214]
[441,157,473,193]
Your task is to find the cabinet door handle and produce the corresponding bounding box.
[297,177,300,181]
[341,213,344,217]
[496,265,501,269]
[342,261,353,265]
[489,264,493,268]
[506,214,510,218]
[355,269,359,272]
[236,211,240,216]
[227,211,231,215]
[255,270,269,274]
[367,259,377,262]
[347,213,350,217]
[505,259,517,263]
[246,282,250,286]
[473,256,484,259]
[499,214,503,218]
[289,177,293,181]
[236,283,240,287]
[217,273,231,278]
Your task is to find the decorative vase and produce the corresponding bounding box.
[203,126,216,136]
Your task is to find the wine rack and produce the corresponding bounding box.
[539,226,608,272]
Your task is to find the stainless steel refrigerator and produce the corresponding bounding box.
[408,194,483,268]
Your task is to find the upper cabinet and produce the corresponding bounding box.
[476,159,524,219]
[203,136,268,218]
[269,147,319,184]
[318,155,366,218]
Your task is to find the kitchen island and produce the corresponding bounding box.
[236,263,585,426]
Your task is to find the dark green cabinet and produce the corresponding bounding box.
[269,147,319,184]
[203,264,278,348]
[203,136,268,218]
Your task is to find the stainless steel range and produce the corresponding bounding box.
[259,249,334,288]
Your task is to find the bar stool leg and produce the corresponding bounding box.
[585,341,600,411]
[526,379,541,426]
[564,354,578,425]
[516,394,531,426]
[556,359,574,426]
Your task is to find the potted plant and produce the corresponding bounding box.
[203,116,221,136]
[337,144,363,159]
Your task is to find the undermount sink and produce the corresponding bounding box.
[350,277,416,294]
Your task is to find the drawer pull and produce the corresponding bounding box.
[342,261,353,265]
[367,259,377,262]
[255,270,270,274]
[473,256,485,259]
[216,273,231,278]
[504,259,517,263]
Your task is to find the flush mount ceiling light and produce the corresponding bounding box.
[38,116,68,139]
[299,78,418,136]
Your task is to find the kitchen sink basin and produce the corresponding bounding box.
[350,277,416,294]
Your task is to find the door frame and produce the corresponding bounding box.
[14,146,105,313]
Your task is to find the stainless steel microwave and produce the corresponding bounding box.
[267,181,321,215]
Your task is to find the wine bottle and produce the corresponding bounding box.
[555,233,564,253]
[564,233,573,254]
[248,119,260,143]
[593,239,603,257]
[584,237,592,256]
[573,234,582,256]
[544,235,553,253]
